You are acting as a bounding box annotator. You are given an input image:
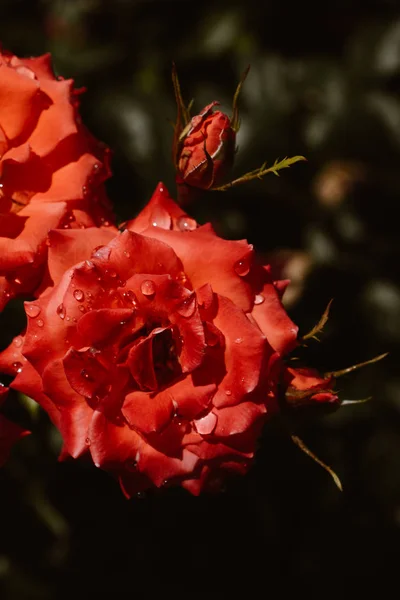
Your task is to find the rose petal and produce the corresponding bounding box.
[122,389,173,434]
[126,182,190,233]
[213,402,266,437]
[138,226,255,312]
[47,227,117,286]
[41,358,93,458]
[0,63,40,141]
[104,229,185,283]
[251,266,298,355]
[211,295,272,408]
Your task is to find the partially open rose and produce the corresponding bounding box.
[0,182,303,495]
[0,50,114,310]
[0,385,29,466]
[176,102,236,190]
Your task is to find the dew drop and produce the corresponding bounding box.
[123,250,131,258]
[176,293,196,318]
[254,294,265,305]
[36,318,44,328]
[81,369,92,380]
[73,289,84,302]
[151,207,171,229]
[234,337,243,344]
[13,336,23,348]
[78,305,86,313]
[91,245,110,260]
[177,215,197,231]
[141,280,156,297]
[85,437,91,446]
[225,389,232,396]
[123,289,138,306]
[105,269,117,279]
[82,185,88,197]
[26,304,41,318]
[174,271,188,285]
[234,256,250,277]
[56,304,66,319]
[12,362,23,373]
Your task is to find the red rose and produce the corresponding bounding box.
[0,182,300,495]
[0,385,29,466]
[177,102,235,190]
[0,50,114,310]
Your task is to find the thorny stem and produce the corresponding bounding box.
[231,65,250,132]
[325,353,388,379]
[213,156,307,191]
[291,434,343,491]
[301,299,333,343]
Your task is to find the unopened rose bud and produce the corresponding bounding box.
[177,101,236,190]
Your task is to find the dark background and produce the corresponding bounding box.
[1,1,400,598]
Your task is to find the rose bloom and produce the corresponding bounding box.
[0,385,29,466]
[0,183,336,495]
[0,50,114,310]
[177,102,235,190]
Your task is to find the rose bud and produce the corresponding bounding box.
[0,182,302,496]
[177,101,236,190]
[282,366,339,412]
[0,49,114,310]
[0,385,29,466]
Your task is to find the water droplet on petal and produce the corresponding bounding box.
[176,293,196,318]
[13,336,23,348]
[26,304,41,318]
[141,280,156,297]
[12,362,23,373]
[174,271,188,285]
[123,289,138,307]
[234,337,243,344]
[225,389,232,396]
[81,369,92,380]
[177,215,197,231]
[91,245,111,260]
[254,294,265,305]
[56,304,66,319]
[82,185,88,197]
[123,250,131,258]
[85,437,91,446]
[78,305,86,313]
[151,207,171,229]
[105,269,117,279]
[73,289,84,302]
[36,318,44,328]
[234,256,251,277]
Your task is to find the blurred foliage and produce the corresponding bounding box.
[1,0,400,598]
